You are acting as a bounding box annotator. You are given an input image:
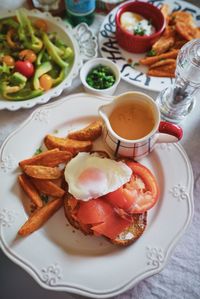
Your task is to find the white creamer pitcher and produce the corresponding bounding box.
[99,91,183,159]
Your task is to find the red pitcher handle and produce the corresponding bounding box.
[158,121,183,143]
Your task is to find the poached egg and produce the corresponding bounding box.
[64,152,132,201]
[120,11,155,36]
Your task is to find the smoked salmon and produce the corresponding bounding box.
[63,160,159,246]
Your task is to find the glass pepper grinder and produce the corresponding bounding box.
[156,39,200,124]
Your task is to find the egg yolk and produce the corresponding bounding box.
[78,167,107,187]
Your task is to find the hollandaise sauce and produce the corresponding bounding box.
[109,102,155,140]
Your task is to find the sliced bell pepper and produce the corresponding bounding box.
[42,33,70,69]
[52,68,67,86]
[6,29,18,49]
[0,71,42,100]
[2,89,43,101]
[33,61,52,90]
[16,9,43,53]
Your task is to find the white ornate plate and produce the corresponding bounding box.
[98,0,200,92]
[0,93,194,298]
[0,9,97,111]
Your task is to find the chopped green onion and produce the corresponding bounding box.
[134,27,146,36]
[34,148,43,155]
[147,49,157,57]
[86,64,116,90]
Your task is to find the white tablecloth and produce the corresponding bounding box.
[0,1,200,299]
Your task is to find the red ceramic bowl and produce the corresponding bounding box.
[115,1,166,53]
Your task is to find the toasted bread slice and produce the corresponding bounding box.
[63,194,147,246]
[111,213,147,246]
[63,194,92,235]
[68,120,103,141]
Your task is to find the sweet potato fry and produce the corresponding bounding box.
[153,64,176,73]
[152,36,175,55]
[172,39,187,49]
[52,177,63,188]
[147,69,175,77]
[148,62,176,76]
[44,135,93,154]
[140,49,179,66]
[19,149,72,169]
[18,174,43,208]
[23,165,62,180]
[161,4,169,20]
[175,22,197,41]
[18,197,63,236]
[170,11,195,26]
[149,59,176,69]
[31,178,65,197]
[152,27,175,55]
[68,120,103,141]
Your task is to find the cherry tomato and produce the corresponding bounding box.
[15,60,34,78]
[34,19,48,32]
[39,74,53,91]
[19,49,37,63]
[104,161,159,213]
[2,55,15,66]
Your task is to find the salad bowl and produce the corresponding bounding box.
[0,9,97,111]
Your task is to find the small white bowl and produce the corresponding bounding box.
[80,58,121,96]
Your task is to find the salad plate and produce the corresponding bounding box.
[0,93,194,298]
[0,9,97,111]
[99,0,200,92]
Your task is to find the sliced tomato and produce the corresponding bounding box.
[91,211,131,240]
[103,187,134,210]
[76,198,113,224]
[126,161,159,198]
[105,161,159,214]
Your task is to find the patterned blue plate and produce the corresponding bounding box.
[98,0,200,92]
